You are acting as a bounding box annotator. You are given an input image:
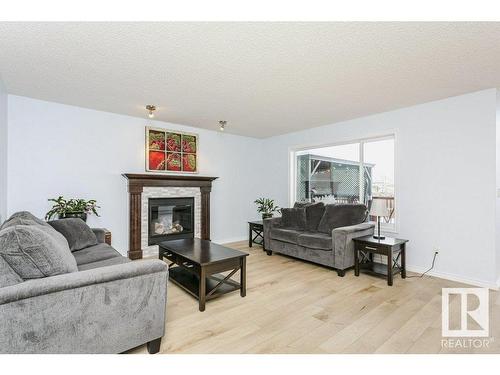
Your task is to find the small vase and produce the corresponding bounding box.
[262,213,273,220]
[59,212,88,222]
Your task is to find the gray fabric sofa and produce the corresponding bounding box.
[0,212,168,354]
[263,203,375,276]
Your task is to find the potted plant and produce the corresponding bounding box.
[45,196,100,222]
[254,198,280,220]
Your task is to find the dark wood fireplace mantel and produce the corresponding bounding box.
[122,174,218,260]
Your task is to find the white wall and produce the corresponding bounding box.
[261,89,498,287]
[6,95,265,253]
[0,77,7,223]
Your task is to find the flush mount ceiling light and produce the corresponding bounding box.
[146,105,156,118]
[219,120,227,131]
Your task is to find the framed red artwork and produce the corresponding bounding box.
[146,127,198,173]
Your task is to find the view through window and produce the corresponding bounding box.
[293,136,395,229]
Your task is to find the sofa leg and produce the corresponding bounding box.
[147,337,162,354]
[337,269,346,277]
[266,250,273,256]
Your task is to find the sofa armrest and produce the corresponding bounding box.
[332,223,375,270]
[263,217,282,250]
[92,228,111,245]
[0,259,168,353]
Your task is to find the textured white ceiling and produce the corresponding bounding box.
[1,22,500,138]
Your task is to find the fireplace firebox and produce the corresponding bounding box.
[148,197,195,245]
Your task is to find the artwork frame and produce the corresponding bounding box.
[145,126,199,174]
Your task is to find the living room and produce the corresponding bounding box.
[1,1,500,372]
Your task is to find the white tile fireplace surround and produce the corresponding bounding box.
[141,187,201,257]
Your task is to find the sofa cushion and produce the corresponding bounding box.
[72,243,122,266]
[280,208,306,230]
[0,256,23,287]
[270,228,302,244]
[294,202,325,231]
[317,204,368,234]
[297,232,332,250]
[0,224,77,280]
[77,256,130,271]
[269,239,334,267]
[0,211,51,231]
[48,218,98,252]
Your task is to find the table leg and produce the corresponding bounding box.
[248,225,253,247]
[240,257,246,297]
[387,248,393,286]
[199,268,206,312]
[401,244,406,279]
[354,246,360,276]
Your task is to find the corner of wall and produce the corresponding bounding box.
[496,88,500,283]
[0,76,8,223]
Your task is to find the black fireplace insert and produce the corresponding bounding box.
[148,197,194,245]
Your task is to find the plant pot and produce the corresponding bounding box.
[59,212,88,222]
[262,213,273,220]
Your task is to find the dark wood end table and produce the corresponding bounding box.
[248,221,264,248]
[353,235,408,286]
[104,230,112,246]
[159,238,248,311]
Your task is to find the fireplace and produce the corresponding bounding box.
[123,174,217,260]
[148,197,195,245]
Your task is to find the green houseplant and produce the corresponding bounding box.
[254,198,280,220]
[45,196,100,222]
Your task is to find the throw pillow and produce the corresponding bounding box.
[293,202,310,209]
[0,224,77,279]
[0,256,23,288]
[280,207,307,230]
[0,211,51,231]
[294,202,325,231]
[48,218,98,252]
[317,204,368,234]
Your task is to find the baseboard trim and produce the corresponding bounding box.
[406,265,498,290]
[215,237,248,245]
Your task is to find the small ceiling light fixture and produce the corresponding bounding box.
[146,105,156,118]
[219,120,227,132]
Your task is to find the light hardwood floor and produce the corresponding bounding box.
[128,241,500,354]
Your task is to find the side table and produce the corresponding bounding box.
[248,221,264,248]
[353,235,408,286]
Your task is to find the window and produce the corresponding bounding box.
[292,135,396,231]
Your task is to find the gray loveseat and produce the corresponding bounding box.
[0,211,168,354]
[263,203,374,276]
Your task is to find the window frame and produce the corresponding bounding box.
[288,133,398,233]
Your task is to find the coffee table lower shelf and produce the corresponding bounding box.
[169,266,241,300]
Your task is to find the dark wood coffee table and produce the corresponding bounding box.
[159,238,248,311]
